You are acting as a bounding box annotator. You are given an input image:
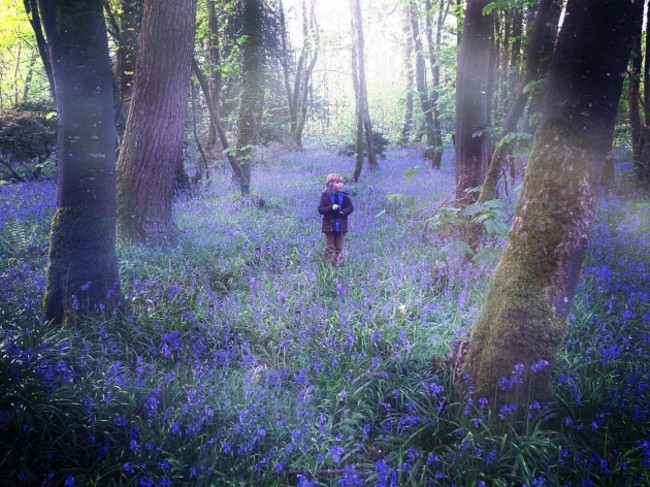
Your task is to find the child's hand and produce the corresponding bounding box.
[332,204,340,211]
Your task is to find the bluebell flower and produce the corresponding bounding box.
[426,454,439,465]
[329,444,344,462]
[531,359,549,372]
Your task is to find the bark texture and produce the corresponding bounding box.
[38,0,120,325]
[461,0,643,428]
[462,121,591,415]
[116,0,197,240]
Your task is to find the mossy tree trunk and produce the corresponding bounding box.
[461,0,643,429]
[38,0,120,325]
[116,0,197,240]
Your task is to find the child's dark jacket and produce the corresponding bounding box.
[318,191,354,233]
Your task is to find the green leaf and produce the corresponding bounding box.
[404,166,419,179]
[484,219,509,236]
[472,247,499,264]
[512,145,530,158]
[523,77,548,94]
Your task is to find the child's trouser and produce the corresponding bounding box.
[324,232,345,265]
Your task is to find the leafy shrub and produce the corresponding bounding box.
[338,130,390,159]
[0,108,57,182]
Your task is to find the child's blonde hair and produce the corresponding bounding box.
[325,172,343,190]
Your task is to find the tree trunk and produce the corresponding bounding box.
[189,80,210,183]
[492,13,504,123]
[461,0,643,429]
[479,0,558,204]
[351,4,364,184]
[636,5,650,189]
[454,0,493,204]
[23,0,55,102]
[192,57,247,188]
[20,51,38,104]
[424,0,444,168]
[280,0,319,150]
[235,0,266,196]
[113,0,143,136]
[350,0,378,171]
[524,0,562,133]
[38,0,120,325]
[629,33,643,167]
[409,0,438,168]
[116,0,197,240]
[398,7,414,146]
[509,7,523,91]
[204,0,222,156]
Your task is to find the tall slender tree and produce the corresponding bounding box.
[23,0,54,101]
[38,0,120,325]
[116,0,197,240]
[350,0,377,183]
[192,57,246,188]
[398,7,415,146]
[628,7,650,189]
[628,32,642,167]
[409,0,438,167]
[461,0,643,429]
[423,0,445,168]
[633,5,650,189]
[279,0,319,150]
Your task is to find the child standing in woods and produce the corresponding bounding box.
[318,173,354,266]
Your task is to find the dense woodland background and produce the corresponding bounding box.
[0,0,649,485]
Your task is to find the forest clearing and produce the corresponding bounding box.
[1,0,650,485]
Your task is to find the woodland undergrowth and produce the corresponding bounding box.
[0,147,648,486]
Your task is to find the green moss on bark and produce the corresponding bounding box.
[461,119,596,428]
[44,206,120,325]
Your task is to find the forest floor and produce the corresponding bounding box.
[0,146,648,486]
